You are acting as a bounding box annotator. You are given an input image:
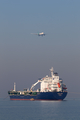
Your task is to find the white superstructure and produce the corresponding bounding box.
[30,67,67,92]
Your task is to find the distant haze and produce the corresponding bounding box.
[0,0,80,98]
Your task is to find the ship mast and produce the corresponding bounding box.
[13,82,16,91]
[50,67,54,79]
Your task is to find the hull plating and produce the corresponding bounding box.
[9,92,67,101]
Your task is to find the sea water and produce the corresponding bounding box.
[0,98,80,120]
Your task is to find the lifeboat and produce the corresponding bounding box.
[57,83,60,88]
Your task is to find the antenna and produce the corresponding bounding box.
[13,82,16,91]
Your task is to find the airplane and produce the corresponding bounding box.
[31,32,46,36]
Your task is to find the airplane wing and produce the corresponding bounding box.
[31,32,46,36]
[31,33,38,35]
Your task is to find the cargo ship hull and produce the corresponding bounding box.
[9,92,67,101]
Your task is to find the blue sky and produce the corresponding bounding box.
[0,0,80,98]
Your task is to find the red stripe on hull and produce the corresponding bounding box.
[10,99,62,101]
[10,99,30,100]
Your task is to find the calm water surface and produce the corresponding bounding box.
[0,98,80,120]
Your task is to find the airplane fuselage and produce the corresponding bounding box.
[38,32,45,36]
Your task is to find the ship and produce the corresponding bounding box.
[8,67,67,101]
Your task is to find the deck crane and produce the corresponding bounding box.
[30,80,41,90]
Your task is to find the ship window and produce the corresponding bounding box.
[54,72,58,76]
